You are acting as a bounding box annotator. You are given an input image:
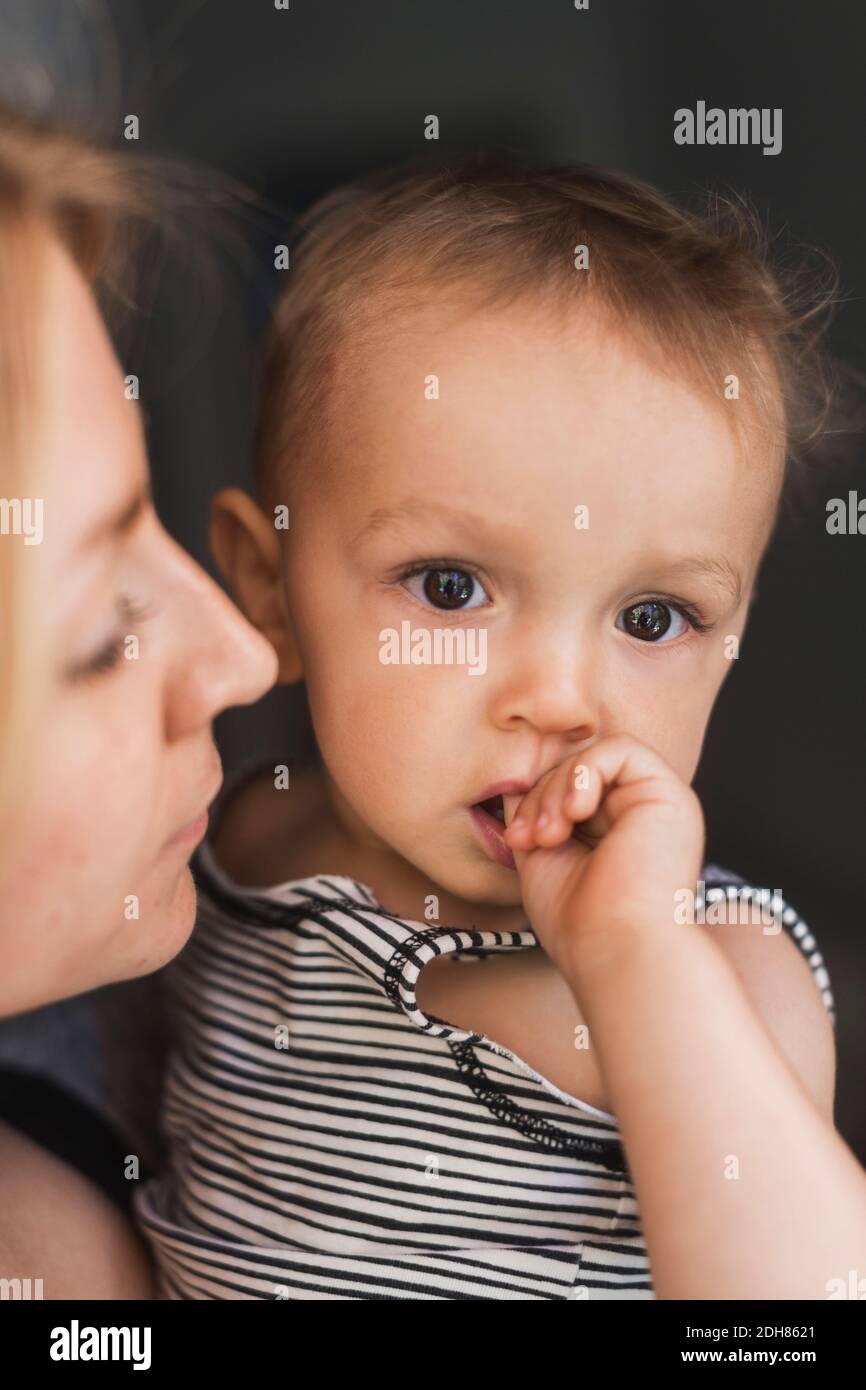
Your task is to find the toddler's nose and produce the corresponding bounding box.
[494,659,599,744]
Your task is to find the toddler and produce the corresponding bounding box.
[136,152,858,1300]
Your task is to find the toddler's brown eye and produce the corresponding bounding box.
[423,569,476,609]
[621,600,672,641]
[401,563,492,611]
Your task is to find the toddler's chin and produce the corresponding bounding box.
[425,851,524,908]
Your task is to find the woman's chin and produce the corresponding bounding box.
[118,865,199,983]
[153,865,199,965]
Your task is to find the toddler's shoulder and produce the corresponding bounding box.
[699,863,836,1120]
[700,861,835,1020]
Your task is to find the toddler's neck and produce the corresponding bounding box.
[211,759,530,936]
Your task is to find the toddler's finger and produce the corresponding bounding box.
[502,787,541,848]
[501,792,532,863]
[562,757,605,823]
[534,760,580,845]
[502,790,527,837]
[502,792,521,826]
[505,761,567,845]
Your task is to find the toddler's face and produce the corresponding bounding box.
[268,297,782,907]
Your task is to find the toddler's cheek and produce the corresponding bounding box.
[316,684,401,784]
[658,723,707,785]
[612,707,706,788]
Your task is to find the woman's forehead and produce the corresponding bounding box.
[40,243,147,573]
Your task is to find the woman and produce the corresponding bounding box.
[0,105,277,1294]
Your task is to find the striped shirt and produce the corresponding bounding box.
[134,846,836,1300]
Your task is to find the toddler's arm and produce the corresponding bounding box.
[503,736,866,1298]
[566,920,866,1298]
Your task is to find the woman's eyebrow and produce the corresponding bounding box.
[78,484,151,554]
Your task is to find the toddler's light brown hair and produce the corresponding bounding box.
[253,148,854,523]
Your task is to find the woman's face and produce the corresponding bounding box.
[0,240,277,1015]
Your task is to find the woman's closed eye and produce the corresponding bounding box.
[67,594,155,682]
[398,563,492,612]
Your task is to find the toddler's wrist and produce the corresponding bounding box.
[562,906,685,995]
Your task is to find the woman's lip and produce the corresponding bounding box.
[468,803,517,871]
[164,807,209,852]
[164,767,222,853]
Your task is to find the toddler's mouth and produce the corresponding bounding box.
[468,793,515,870]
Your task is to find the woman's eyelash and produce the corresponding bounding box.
[71,595,155,681]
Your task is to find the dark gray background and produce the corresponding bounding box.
[3,0,864,1156]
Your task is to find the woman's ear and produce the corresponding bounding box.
[210,488,303,683]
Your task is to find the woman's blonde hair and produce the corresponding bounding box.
[0,103,149,830]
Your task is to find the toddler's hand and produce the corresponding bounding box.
[502,735,705,981]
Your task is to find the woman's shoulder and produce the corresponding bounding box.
[0,1119,155,1298]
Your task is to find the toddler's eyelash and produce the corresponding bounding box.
[629,595,714,634]
[682,606,711,633]
[398,559,485,582]
[71,595,155,681]
[394,559,492,606]
[394,563,713,635]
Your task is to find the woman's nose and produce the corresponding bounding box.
[163,546,279,742]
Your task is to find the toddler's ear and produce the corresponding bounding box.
[210,488,302,683]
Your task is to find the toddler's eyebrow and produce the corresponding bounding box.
[353,503,743,606]
[646,555,743,608]
[352,499,519,550]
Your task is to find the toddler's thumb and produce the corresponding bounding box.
[502,792,521,828]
